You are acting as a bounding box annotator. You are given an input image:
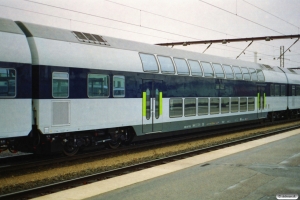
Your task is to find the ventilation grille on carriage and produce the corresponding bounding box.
[52,101,70,126]
[72,31,109,46]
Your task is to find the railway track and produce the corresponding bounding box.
[0,118,294,174]
[0,119,299,200]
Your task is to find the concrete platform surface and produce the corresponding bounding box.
[34,129,300,200]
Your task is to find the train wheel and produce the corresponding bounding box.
[108,140,121,149]
[8,148,18,153]
[63,138,79,156]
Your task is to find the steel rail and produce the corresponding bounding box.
[1,121,299,199]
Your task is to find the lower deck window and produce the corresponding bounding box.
[170,98,183,118]
[248,97,255,111]
[52,72,69,98]
[240,97,247,112]
[231,97,239,113]
[221,98,229,114]
[88,74,109,97]
[0,68,16,97]
[210,98,220,115]
[184,98,196,116]
[198,98,208,115]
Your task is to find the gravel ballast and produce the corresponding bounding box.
[1,121,299,195]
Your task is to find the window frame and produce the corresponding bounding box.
[139,53,159,73]
[210,97,220,115]
[200,61,214,78]
[232,66,243,80]
[249,68,258,81]
[184,98,196,117]
[173,58,190,76]
[157,55,175,74]
[241,67,251,81]
[231,97,239,113]
[212,63,225,79]
[188,59,203,77]
[222,64,234,79]
[52,72,69,98]
[198,98,209,116]
[87,73,110,98]
[169,98,183,118]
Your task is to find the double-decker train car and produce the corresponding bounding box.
[0,17,299,155]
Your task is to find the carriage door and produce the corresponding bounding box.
[142,80,163,133]
[257,86,266,118]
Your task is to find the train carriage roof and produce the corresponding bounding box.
[16,21,264,70]
[0,18,31,64]
[14,20,300,84]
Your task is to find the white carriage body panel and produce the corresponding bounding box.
[263,70,287,84]
[288,96,300,110]
[0,99,31,138]
[27,37,143,72]
[35,99,142,134]
[266,96,288,111]
[0,32,31,64]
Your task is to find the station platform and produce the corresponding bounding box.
[34,129,300,200]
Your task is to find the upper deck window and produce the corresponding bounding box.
[52,72,69,98]
[174,58,189,75]
[200,62,214,78]
[212,63,225,78]
[257,69,265,81]
[0,68,16,97]
[222,65,234,79]
[232,66,243,80]
[188,60,203,76]
[241,67,251,80]
[139,53,159,72]
[157,56,175,74]
[249,68,258,81]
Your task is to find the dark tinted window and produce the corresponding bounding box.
[52,72,69,98]
[113,75,125,97]
[0,68,16,97]
[88,74,109,97]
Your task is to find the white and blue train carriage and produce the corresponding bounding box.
[1,17,300,155]
[0,18,32,152]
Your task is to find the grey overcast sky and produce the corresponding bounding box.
[0,0,299,67]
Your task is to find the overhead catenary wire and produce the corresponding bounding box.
[198,0,285,35]
[1,1,299,66]
[243,0,300,29]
